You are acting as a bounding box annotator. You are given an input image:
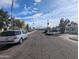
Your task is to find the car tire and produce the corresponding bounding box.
[18,38,23,44]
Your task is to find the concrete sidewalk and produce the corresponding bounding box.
[59,34,78,42]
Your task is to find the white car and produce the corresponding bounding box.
[0,30,28,44]
[46,30,60,35]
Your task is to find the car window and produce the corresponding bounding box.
[0,31,15,36]
[15,31,21,35]
[22,31,27,34]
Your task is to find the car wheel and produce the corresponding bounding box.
[19,38,23,44]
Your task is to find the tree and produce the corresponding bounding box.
[59,18,70,33]
[71,21,77,25]
[25,24,29,31]
[59,18,64,33]
[0,9,9,30]
[64,19,70,26]
[0,9,9,21]
[14,19,25,29]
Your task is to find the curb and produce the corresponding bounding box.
[69,38,78,41]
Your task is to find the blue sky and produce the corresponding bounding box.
[0,0,78,28]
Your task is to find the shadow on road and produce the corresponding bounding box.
[0,39,27,51]
[42,31,61,37]
[0,44,18,51]
[44,34,61,37]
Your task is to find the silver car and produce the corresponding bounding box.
[0,30,28,44]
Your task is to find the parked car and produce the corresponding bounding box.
[46,30,60,35]
[43,29,48,33]
[0,30,28,44]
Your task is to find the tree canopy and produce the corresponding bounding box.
[59,18,70,33]
[0,9,27,30]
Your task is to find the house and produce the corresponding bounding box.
[65,22,78,34]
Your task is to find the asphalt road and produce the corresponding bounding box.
[0,30,78,59]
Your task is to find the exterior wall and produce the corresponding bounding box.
[65,24,78,34]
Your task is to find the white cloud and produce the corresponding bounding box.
[24,4,27,10]
[31,8,39,13]
[32,10,37,13]
[18,10,32,16]
[73,0,77,2]
[33,8,38,10]
[15,13,43,20]
[35,0,42,3]
[15,17,22,19]
[0,0,19,8]
[29,0,78,27]
[40,0,78,20]
[17,5,32,16]
[32,13,43,18]
[33,3,38,5]
[17,5,39,16]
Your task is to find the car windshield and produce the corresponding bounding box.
[0,31,16,36]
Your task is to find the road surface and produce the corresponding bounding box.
[0,30,78,59]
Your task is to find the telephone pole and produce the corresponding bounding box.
[11,0,14,19]
[11,0,14,29]
[47,20,49,28]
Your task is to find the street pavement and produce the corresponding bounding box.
[0,30,78,59]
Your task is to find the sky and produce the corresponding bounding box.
[0,0,78,28]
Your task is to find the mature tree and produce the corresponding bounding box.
[64,19,70,26]
[14,19,25,29]
[25,24,29,31]
[59,18,64,33]
[20,21,25,28]
[0,9,9,21]
[0,9,9,30]
[59,18,70,33]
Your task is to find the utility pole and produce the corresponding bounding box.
[32,17,35,30]
[32,22,35,30]
[11,0,14,29]
[11,0,14,19]
[47,20,49,28]
[46,20,49,32]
